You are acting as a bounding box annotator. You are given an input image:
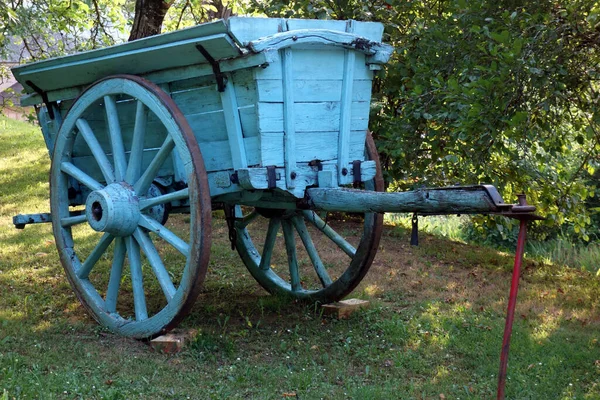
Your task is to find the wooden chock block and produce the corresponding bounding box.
[321,298,370,319]
[150,330,194,353]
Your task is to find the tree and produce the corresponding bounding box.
[244,0,600,243]
[129,0,236,41]
[128,0,174,41]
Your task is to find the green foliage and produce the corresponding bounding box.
[245,0,600,243]
[1,0,130,61]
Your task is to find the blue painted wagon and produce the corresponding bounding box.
[11,17,537,344]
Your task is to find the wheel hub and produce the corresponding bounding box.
[85,182,140,236]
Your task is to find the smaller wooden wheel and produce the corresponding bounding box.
[50,75,211,338]
[234,134,384,303]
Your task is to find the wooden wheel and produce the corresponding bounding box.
[50,75,211,338]
[234,134,384,303]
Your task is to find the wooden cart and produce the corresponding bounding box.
[11,17,535,345]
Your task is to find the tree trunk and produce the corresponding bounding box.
[128,0,174,41]
[207,0,233,20]
[128,0,234,42]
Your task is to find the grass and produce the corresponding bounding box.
[1,116,600,399]
[387,214,600,276]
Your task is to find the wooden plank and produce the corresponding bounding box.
[228,17,384,46]
[281,46,296,189]
[238,105,259,138]
[199,136,260,172]
[254,49,371,81]
[150,329,197,353]
[260,130,367,166]
[171,85,223,117]
[321,299,370,319]
[286,19,384,42]
[186,111,229,142]
[227,17,283,46]
[16,34,241,94]
[305,186,500,214]
[256,101,370,133]
[256,79,372,103]
[236,160,376,198]
[230,69,259,108]
[20,52,271,106]
[338,21,356,181]
[220,76,248,170]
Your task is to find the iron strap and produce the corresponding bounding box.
[196,44,226,92]
[25,80,56,119]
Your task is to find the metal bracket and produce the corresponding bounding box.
[308,159,323,171]
[410,213,419,246]
[230,171,239,184]
[196,44,226,92]
[26,80,56,119]
[352,160,362,188]
[222,204,237,251]
[266,165,277,189]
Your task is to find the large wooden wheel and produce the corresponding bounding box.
[234,134,384,303]
[50,75,211,338]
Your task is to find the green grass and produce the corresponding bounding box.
[1,116,600,399]
[387,213,600,275]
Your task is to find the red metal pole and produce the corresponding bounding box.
[497,218,528,400]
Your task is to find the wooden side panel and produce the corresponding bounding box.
[260,130,367,166]
[254,49,372,81]
[256,101,370,133]
[256,79,372,103]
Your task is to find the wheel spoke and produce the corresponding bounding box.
[104,96,128,182]
[133,136,174,195]
[236,210,260,229]
[133,227,177,301]
[138,215,189,256]
[302,210,356,257]
[105,237,126,313]
[76,118,115,184]
[291,216,332,287]
[61,214,87,227]
[61,161,103,191]
[282,220,301,292]
[260,217,281,271]
[139,188,189,211]
[125,100,147,184]
[78,233,114,279]
[126,236,148,321]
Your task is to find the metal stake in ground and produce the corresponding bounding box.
[497,195,531,400]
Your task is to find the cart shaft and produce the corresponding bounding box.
[304,185,511,215]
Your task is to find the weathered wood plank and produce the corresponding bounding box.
[256,79,372,103]
[260,130,367,166]
[286,19,384,42]
[227,17,283,46]
[338,22,356,182]
[236,161,376,198]
[256,101,370,133]
[15,31,240,93]
[281,46,296,189]
[20,52,271,106]
[305,187,501,214]
[220,76,248,170]
[254,49,371,81]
